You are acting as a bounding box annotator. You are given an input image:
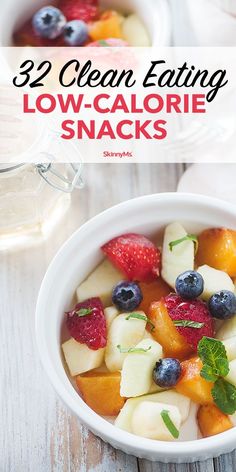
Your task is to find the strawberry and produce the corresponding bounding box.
[59,0,99,22]
[80,0,98,4]
[66,297,106,350]
[102,233,161,283]
[164,293,214,350]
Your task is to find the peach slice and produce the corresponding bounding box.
[76,371,125,416]
[89,11,124,41]
[175,357,214,405]
[197,404,233,437]
[148,300,193,360]
[138,278,171,315]
[196,228,236,277]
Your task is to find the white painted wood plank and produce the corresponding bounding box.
[214,450,236,472]
[139,458,215,472]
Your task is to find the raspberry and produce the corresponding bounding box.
[164,293,214,350]
[102,233,161,283]
[66,297,106,350]
[59,0,99,22]
[14,20,65,46]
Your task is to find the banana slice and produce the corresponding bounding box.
[178,402,199,441]
[120,339,163,397]
[115,390,190,433]
[76,258,123,307]
[161,222,195,288]
[197,265,234,300]
[131,401,181,441]
[105,312,146,372]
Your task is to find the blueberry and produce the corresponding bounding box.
[64,20,88,46]
[208,290,236,319]
[112,281,143,312]
[32,6,66,39]
[153,358,182,388]
[175,270,204,300]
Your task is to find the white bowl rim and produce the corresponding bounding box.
[35,192,236,460]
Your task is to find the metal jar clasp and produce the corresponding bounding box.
[37,162,84,193]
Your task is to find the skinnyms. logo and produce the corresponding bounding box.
[103,151,133,158]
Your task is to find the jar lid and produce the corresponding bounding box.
[0,163,25,173]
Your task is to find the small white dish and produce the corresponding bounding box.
[0,0,171,47]
[36,192,236,463]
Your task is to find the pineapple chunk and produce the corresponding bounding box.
[104,306,119,329]
[76,259,123,307]
[105,312,146,372]
[222,337,236,361]
[122,14,151,46]
[131,401,181,440]
[217,316,236,341]
[120,339,163,397]
[179,402,199,441]
[161,222,195,289]
[115,390,190,433]
[142,329,153,340]
[62,338,105,376]
[197,265,234,300]
[148,381,165,393]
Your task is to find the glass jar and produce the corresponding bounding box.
[0,163,83,250]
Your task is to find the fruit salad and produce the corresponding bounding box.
[14,0,151,47]
[62,223,236,441]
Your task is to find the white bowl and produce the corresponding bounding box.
[0,0,171,46]
[36,192,236,463]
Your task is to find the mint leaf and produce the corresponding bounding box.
[117,344,151,354]
[98,39,110,47]
[126,312,155,331]
[198,336,229,379]
[212,378,236,415]
[215,358,230,378]
[173,320,204,329]
[75,308,93,317]
[169,234,198,252]
[161,410,179,439]
[200,364,219,382]
[198,337,235,414]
